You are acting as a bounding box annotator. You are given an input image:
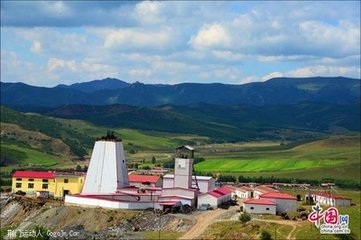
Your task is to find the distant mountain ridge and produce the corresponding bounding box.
[1,77,360,107]
[56,77,130,93]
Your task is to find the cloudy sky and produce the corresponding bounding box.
[1,1,360,87]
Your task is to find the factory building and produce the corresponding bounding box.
[65,135,218,210]
[12,171,85,198]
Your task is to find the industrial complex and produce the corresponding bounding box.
[11,136,351,213]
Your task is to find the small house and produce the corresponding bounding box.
[260,192,297,213]
[243,199,276,215]
[197,187,232,209]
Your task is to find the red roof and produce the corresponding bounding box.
[13,171,55,179]
[255,185,279,193]
[313,192,351,200]
[206,187,232,198]
[260,192,296,200]
[128,174,160,183]
[244,199,276,205]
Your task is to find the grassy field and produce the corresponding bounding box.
[194,135,360,181]
[282,188,361,239]
[0,143,65,173]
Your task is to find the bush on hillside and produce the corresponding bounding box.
[239,212,251,224]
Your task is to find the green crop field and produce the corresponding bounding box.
[194,158,345,172]
[194,135,360,181]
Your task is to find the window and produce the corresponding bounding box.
[16,178,22,181]
[64,179,69,183]
[266,208,270,210]
[42,179,48,183]
[16,183,22,188]
[42,184,48,189]
[250,207,254,210]
[28,183,34,188]
[28,178,34,182]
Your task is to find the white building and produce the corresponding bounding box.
[82,139,129,194]
[310,192,351,207]
[253,185,279,199]
[197,187,232,209]
[227,186,253,199]
[243,199,276,215]
[260,192,297,213]
[163,174,215,193]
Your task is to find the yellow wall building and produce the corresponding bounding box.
[12,171,85,198]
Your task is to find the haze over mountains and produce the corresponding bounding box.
[1,77,360,107]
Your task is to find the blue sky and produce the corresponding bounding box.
[1,1,360,87]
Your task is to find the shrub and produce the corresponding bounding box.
[239,212,251,224]
[260,230,272,240]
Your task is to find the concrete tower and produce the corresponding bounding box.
[174,146,194,189]
[82,135,129,194]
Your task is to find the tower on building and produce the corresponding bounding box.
[174,145,195,189]
[82,132,129,194]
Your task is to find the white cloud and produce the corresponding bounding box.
[189,23,231,50]
[103,27,173,50]
[30,40,42,53]
[128,68,153,78]
[261,72,284,81]
[48,58,76,72]
[286,65,361,78]
[239,76,258,84]
[133,1,163,25]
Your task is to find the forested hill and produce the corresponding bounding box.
[1,77,359,107]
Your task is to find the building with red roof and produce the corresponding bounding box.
[13,171,55,179]
[197,187,232,209]
[12,170,85,198]
[226,185,253,199]
[128,174,162,188]
[243,198,276,214]
[260,192,297,213]
[309,192,351,207]
[253,185,279,199]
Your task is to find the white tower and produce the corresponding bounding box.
[82,136,129,194]
[174,146,194,189]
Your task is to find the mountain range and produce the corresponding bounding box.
[1,77,360,107]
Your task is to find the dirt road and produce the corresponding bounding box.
[180,208,228,240]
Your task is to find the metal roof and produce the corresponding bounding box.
[244,199,276,205]
[13,171,55,179]
[128,174,160,183]
[260,192,297,200]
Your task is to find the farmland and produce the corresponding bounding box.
[194,135,360,181]
[1,108,359,188]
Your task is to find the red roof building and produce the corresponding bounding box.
[13,171,55,179]
[243,198,277,214]
[244,198,276,205]
[313,192,351,200]
[260,192,297,213]
[310,192,352,207]
[198,187,232,209]
[128,174,162,187]
[260,192,297,200]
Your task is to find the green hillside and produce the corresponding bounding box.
[1,106,92,159]
[194,135,360,182]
